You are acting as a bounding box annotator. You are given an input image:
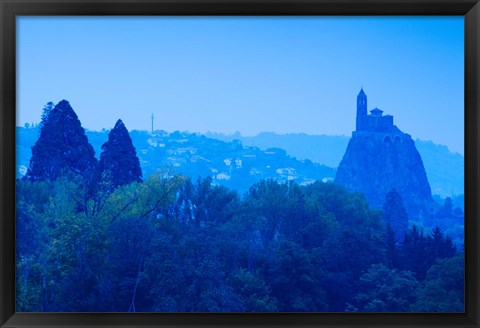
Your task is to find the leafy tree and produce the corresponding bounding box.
[16,178,51,214]
[346,263,419,312]
[26,100,98,183]
[98,119,142,190]
[189,176,240,227]
[15,173,463,313]
[228,268,277,312]
[104,216,155,311]
[143,232,185,312]
[304,182,384,236]
[35,174,108,311]
[16,255,44,311]
[16,180,50,311]
[164,177,196,224]
[217,212,266,273]
[16,179,51,256]
[245,180,308,245]
[266,239,327,312]
[320,227,386,311]
[244,179,288,243]
[167,229,244,312]
[99,172,183,223]
[412,254,464,312]
[383,188,408,241]
[184,256,244,312]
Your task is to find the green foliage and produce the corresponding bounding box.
[436,197,454,218]
[14,100,464,313]
[39,101,54,128]
[104,216,156,311]
[246,179,304,244]
[346,263,419,312]
[16,174,463,312]
[16,179,51,213]
[183,256,244,312]
[383,188,409,241]
[216,212,266,273]
[385,223,400,269]
[190,176,240,226]
[266,239,327,311]
[99,171,184,223]
[412,254,464,312]
[16,255,44,311]
[304,182,384,235]
[143,232,184,311]
[228,269,277,312]
[400,225,457,280]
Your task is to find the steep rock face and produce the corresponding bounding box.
[335,130,435,220]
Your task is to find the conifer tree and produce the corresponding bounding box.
[26,100,98,182]
[98,119,142,189]
[382,188,409,241]
[385,223,400,269]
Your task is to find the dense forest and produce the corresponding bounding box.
[16,101,464,312]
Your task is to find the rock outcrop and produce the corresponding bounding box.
[334,89,435,221]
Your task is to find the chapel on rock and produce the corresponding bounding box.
[355,88,401,134]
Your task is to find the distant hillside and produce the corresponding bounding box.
[414,139,464,198]
[206,132,350,168]
[132,131,336,194]
[16,128,463,198]
[16,127,335,194]
[206,132,464,198]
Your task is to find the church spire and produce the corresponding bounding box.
[356,88,368,131]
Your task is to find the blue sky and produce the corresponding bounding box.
[17,16,464,154]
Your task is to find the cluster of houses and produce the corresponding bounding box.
[140,132,331,187]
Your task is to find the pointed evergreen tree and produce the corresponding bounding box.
[26,100,98,182]
[436,197,454,218]
[385,223,400,269]
[428,226,456,260]
[382,188,409,241]
[98,119,142,189]
[39,101,54,128]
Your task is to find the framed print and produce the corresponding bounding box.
[1,0,479,327]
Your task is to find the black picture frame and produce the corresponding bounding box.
[1,0,479,327]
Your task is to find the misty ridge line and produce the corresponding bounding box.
[17,123,464,198]
[18,124,464,161]
[17,95,463,201]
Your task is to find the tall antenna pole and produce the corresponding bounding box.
[151,113,154,134]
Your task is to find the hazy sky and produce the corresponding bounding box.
[17,16,464,154]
